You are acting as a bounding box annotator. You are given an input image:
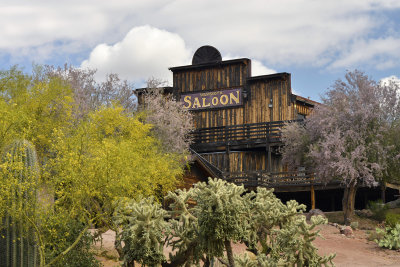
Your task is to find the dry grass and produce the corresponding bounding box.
[325,207,400,230]
[325,211,381,230]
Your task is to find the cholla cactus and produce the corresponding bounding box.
[114,178,335,267]
[0,139,39,267]
[113,197,169,267]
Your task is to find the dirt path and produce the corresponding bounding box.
[315,224,400,267]
[93,225,400,267]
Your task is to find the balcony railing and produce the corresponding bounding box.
[223,170,317,188]
[190,120,302,144]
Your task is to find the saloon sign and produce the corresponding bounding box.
[181,88,243,110]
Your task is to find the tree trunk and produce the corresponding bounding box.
[342,182,357,225]
[224,240,235,267]
[161,241,197,267]
[381,183,386,203]
[203,256,210,267]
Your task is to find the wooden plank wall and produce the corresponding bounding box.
[294,101,313,116]
[200,152,282,173]
[173,62,295,129]
[173,61,299,176]
[173,62,249,93]
[246,79,294,123]
[173,62,249,129]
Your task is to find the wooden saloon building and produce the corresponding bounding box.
[138,46,344,209]
[137,46,398,210]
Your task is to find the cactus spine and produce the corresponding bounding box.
[0,139,39,267]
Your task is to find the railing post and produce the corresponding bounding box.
[311,184,315,210]
[225,141,230,173]
[225,126,228,144]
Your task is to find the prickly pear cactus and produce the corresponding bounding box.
[0,139,39,267]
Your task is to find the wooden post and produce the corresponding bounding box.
[267,145,272,172]
[225,142,230,173]
[311,185,315,210]
[381,182,386,203]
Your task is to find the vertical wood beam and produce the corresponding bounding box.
[311,185,315,210]
[225,142,230,173]
[267,145,272,172]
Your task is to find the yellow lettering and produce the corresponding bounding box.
[212,97,219,106]
[183,95,192,108]
[202,97,211,107]
[220,95,228,105]
[229,90,240,104]
[192,97,201,108]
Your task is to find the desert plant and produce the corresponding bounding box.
[375,224,400,250]
[43,214,100,267]
[350,221,359,230]
[385,213,400,228]
[113,197,169,267]
[114,178,335,267]
[281,70,400,225]
[0,139,40,267]
[367,200,389,222]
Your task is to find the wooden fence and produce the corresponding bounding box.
[190,120,302,144]
[223,170,317,188]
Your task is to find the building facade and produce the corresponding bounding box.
[169,46,318,191]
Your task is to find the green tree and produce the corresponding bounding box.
[0,66,187,266]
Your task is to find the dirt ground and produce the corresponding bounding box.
[92,223,400,267]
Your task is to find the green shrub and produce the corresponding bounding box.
[375,224,400,250]
[385,213,400,228]
[43,214,100,267]
[367,200,389,222]
[350,221,359,230]
[366,230,384,242]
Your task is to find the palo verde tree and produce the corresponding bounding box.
[0,66,190,266]
[281,70,400,224]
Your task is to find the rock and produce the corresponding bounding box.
[306,209,326,221]
[386,198,400,209]
[355,209,373,218]
[340,226,353,237]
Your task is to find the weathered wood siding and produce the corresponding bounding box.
[200,152,282,173]
[172,61,295,129]
[173,61,250,93]
[246,78,294,123]
[173,61,249,129]
[170,59,315,179]
[294,101,313,116]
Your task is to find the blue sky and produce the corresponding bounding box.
[1,0,399,102]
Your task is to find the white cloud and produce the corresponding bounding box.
[223,55,276,77]
[1,0,400,72]
[81,25,191,84]
[330,37,400,70]
[251,60,276,76]
[380,75,400,86]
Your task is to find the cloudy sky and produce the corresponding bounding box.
[1,0,399,101]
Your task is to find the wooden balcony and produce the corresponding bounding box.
[222,170,342,191]
[223,170,314,187]
[190,120,302,151]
